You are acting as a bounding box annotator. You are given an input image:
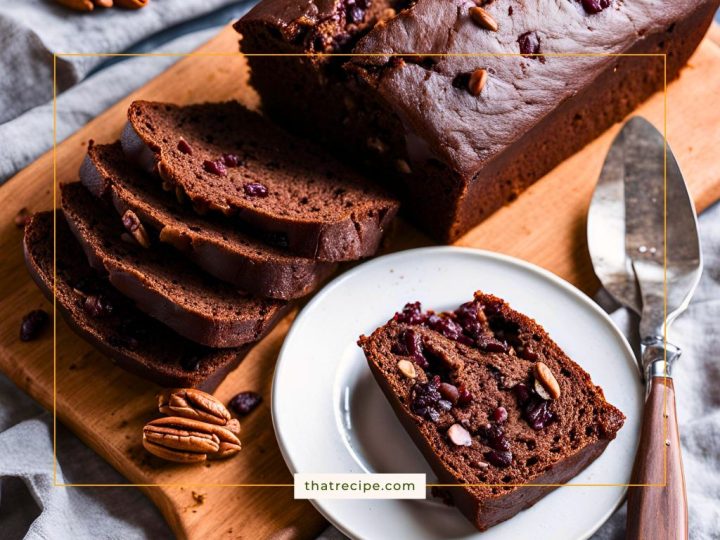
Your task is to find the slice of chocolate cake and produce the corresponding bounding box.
[80,142,337,300]
[23,211,251,390]
[121,100,399,261]
[60,182,289,348]
[358,292,625,531]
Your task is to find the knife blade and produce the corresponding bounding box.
[587,125,643,317]
[622,116,702,343]
[592,116,702,540]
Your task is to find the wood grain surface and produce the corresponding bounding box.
[0,23,719,540]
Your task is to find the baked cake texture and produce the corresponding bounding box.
[121,100,399,261]
[236,0,719,241]
[60,182,289,348]
[81,142,337,300]
[23,211,251,390]
[358,292,625,530]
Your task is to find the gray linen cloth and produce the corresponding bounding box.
[0,3,718,538]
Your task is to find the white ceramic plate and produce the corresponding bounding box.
[273,247,642,540]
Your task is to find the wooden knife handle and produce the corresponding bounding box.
[626,377,687,540]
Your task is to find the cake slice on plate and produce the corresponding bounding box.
[358,292,625,531]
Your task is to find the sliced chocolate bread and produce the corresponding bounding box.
[80,142,336,300]
[358,293,625,531]
[121,100,399,261]
[60,182,289,348]
[23,211,251,390]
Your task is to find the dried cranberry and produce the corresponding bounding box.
[484,449,513,468]
[427,314,464,341]
[222,153,241,167]
[393,302,427,325]
[20,310,49,341]
[454,301,483,338]
[477,334,508,353]
[405,329,430,368]
[203,159,227,176]
[83,295,113,317]
[581,0,611,14]
[177,138,193,155]
[517,344,539,361]
[438,382,459,405]
[518,31,545,63]
[513,383,531,405]
[230,391,263,416]
[244,182,269,197]
[457,384,474,407]
[479,424,510,452]
[346,3,365,23]
[410,376,452,422]
[492,406,508,424]
[404,328,423,356]
[524,399,554,430]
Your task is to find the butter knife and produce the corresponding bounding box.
[587,116,702,539]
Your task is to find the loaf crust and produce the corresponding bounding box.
[236,0,719,241]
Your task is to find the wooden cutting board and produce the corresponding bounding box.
[1,23,719,540]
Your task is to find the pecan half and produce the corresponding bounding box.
[121,209,151,248]
[142,416,241,463]
[157,388,236,430]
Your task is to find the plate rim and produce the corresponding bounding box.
[272,246,638,539]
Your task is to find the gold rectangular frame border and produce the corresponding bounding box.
[52,50,670,489]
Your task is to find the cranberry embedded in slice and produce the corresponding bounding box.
[427,314,464,341]
[484,449,513,468]
[512,383,531,405]
[492,406,508,424]
[243,182,269,197]
[203,159,227,176]
[177,138,193,155]
[83,295,113,318]
[457,384,474,407]
[410,376,452,422]
[518,31,541,56]
[581,0,611,14]
[393,302,427,325]
[222,153,241,167]
[524,399,554,430]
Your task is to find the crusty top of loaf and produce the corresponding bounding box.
[238,0,708,176]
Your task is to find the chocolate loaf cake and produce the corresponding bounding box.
[358,292,625,531]
[60,182,289,348]
[23,211,251,390]
[236,0,719,241]
[80,142,336,300]
[121,100,399,261]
